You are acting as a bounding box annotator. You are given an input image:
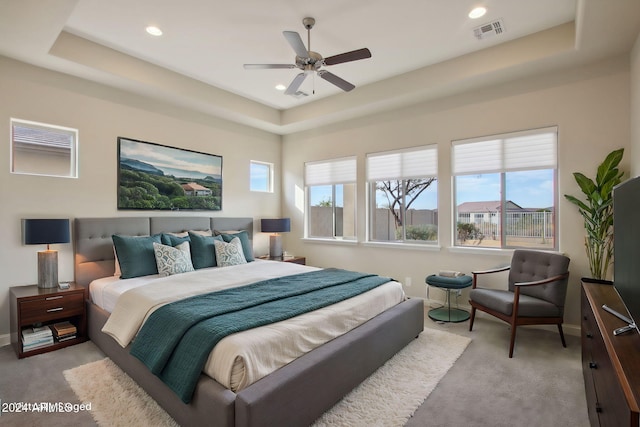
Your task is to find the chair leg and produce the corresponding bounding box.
[469,306,476,331]
[508,324,517,358]
[557,324,567,348]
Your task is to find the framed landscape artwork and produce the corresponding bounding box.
[117,137,222,210]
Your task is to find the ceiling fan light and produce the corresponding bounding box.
[468,7,487,19]
[146,26,163,36]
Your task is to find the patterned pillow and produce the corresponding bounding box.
[213,237,247,267]
[153,241,194,277]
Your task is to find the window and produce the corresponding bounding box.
[452,127,557,250]
[250,160,273,192]
[367,145,438,244]
[305,157,356,240]
[10,118,78,178]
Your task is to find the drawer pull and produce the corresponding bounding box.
[46,307,63,313]
[589,362,598,369]
[595,405,602,413]
[586,333,593,338]
[46,296,63,301]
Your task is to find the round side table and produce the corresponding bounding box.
[425,274,473,323]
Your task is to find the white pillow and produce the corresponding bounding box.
[114,246,121,277]
[153,241,195,277]
[214,237,247,267]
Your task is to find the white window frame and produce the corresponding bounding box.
[10,118,78,178]
[452,126,558,250]
[250,160,274,193]
[366,145,438,245]
[304,156,357,241]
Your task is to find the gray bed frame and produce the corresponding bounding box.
[74,216,424,427]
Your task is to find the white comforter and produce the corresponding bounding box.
[97,260,405,391]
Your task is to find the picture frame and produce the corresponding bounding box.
[117,137,222,211]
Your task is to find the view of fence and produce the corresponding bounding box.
[457,210,554,241]
[308,206,553,246]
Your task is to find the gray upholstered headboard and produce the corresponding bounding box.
[74,217,253,287]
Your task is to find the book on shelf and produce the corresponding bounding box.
[56,334,77,342]
[22,326,53,343]
[23,336,54,351]
[52,321,76,337]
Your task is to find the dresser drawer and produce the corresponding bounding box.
[20,292,84,324]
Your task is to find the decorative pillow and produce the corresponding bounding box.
[214,237,247,267]
[189,229,213,236]
[153,242,194,277]
[161,233,190,246]
[112,234,162,279]
[188,231,223,269]
[216,230,254,262]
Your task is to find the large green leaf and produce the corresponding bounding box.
[566,148,624,279]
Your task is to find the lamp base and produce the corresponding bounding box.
[269,235,283,259]
[37,250,58,289]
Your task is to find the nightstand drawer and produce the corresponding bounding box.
[20,293,84,324]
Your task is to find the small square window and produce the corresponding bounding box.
[250,160,273,192]
[10,118,78,178]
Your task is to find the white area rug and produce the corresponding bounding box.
[64,327,470,427]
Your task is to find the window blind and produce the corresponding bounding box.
[367,145,437,181]
[452,127,557,175]
[12,120,75,154]
[305,156,356,186]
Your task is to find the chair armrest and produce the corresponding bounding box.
[472,266,510,275]
[513,272,569,287]
[471,265,510,289]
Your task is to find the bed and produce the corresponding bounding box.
[74,216,424,427]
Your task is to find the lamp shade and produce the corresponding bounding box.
[24,219,70,245]
[261,218,291,233]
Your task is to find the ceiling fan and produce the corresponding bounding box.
[244,17,372,95]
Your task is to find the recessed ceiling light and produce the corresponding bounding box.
[146,26,163,36]
[275,84,286,91]
[468,7,487,19]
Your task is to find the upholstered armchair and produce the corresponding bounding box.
[468,249,570,358]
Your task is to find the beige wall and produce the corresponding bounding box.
[282,57,632,333]
[0,57,281,338]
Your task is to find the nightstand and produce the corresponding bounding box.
[258,255,306,265]
[9,283,87,358]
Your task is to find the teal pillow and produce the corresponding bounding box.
[218,230,254,262]
[161,233,190,246]
[112,234,162,279]
[188,232,223,269]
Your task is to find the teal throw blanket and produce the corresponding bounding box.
[130,268,391,402]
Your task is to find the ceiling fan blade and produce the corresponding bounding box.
[317,70,355,92]
[324,48,372,66]
[284,72,308,95]
[243,64,295,69]
[283,31,309,59]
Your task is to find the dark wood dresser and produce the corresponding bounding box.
[581,280,640,426]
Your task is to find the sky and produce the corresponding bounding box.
[119,138,222,179]
[308,169,554,210]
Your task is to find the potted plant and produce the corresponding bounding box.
[564,148,624,280]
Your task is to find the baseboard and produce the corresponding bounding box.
[0,333,10,348]
[420,297,581,337]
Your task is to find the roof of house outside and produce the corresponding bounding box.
[181,182,210,191]
[457,200,524,213]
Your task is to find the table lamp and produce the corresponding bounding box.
[261,218,290,258]
[23,219,70,288]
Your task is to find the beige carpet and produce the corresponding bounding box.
[64,328,470,427]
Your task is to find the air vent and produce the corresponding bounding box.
[473,18,505,40]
